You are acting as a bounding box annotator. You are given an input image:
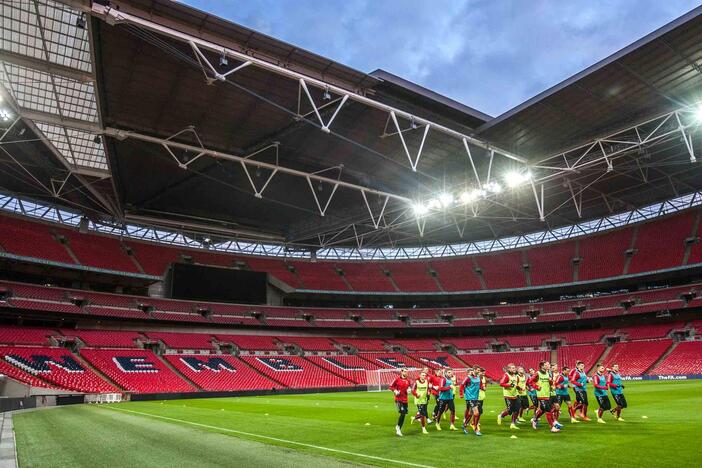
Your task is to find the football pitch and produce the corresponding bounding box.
[13,380,702,467]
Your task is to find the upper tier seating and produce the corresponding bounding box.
[475,251,525,290]
[603,340,673,376]
[440,337,492,350]
[58,229,137,273]
[239,355,351,388]
[578,228,632,280]
[79,349,194,393]
[385,262,439,292]
[4,210,702,293]
[163,354,279,391]
[0,215,73,264]
[629,212,694,273]
[430,258,482,292]
[527,241,576,286]
[650,341,702,375]
[0,346,116,392]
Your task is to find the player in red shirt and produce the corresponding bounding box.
[389,368,412,437]
[429,368,444,422]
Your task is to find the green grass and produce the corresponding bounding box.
[14,380,702,467]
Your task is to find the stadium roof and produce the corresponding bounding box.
[1,0,702,253]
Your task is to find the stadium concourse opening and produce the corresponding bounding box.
[1,0,702,466]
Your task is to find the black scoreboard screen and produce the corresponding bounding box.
[165,263,268,304]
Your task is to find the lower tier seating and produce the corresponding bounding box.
[239,355,351,388]
[649,341,702,375]
[603,340,673,376]
[163,354,279,391]
[79,349,194,393]
[0,346,116,393]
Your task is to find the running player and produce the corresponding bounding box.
[411,371,430,434]
[527,367,538,413]
[429,368,443,423]
[569,360,591,421]
[550,363,562,424]
[592,363,611,424]
[497,363,521,430]
[555,365,579,423]
[529,361,562,433]
[412,367,431,424]
[475,367,487,433]
[389,368,411,436]
[608,364,627,421]
[459,365,483,436]
[435,369,458,431]
[516,366,529,423]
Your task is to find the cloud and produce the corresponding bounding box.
[183,0,700,116]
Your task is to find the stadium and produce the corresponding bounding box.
[0,0,702,466]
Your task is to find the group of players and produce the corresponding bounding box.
[389,360,628,436]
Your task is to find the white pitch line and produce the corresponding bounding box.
[104,407,436,468]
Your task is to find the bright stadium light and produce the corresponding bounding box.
[0,108,11,122]
[695,106,702,121]
[427,198,441,210]
[438,193,454,208]
[412,202,429,216]
[485,181,502,194]
[504,170,532,187]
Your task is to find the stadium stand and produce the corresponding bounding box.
[578,228,632,280]
[0,215,74,264]
[603,340,673,376]
[440,337,492,350]
[527,241,575,286]
[558,343,607,370]
[460,351,550,379]
[650,341,702,375]
[618,323,676,340]
[0,346,117,393]
[306,355,383,384]
[79,349,194,393]
[214,334,280,351]
[4,213,702,293]
[163,354,280,391]
[142,332,215,349]
[239,355,351,388]
[60,329,141,348]
[430,258,482,292]
[0,326,55,346]
[628,212,694,273]
[475,251,525,289]
[358,352,424,369]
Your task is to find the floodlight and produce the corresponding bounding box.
[438,193,454,208]
[696,106,702,121]
[504,170,532,187]
[0,108,11,121]
[322,86,331,100]
[485,181,502,194]
[219,51,228,67]
[412,202,429,216]
[427,198,441,210]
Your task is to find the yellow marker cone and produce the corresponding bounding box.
[642,415,648,419]
[510,435,518,439]
[365,423,371,426]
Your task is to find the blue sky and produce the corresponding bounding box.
[183,0,699,117]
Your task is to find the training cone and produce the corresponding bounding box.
[510,435,518,439]
[642,416,648,419]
